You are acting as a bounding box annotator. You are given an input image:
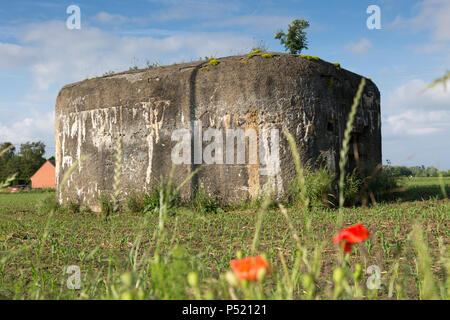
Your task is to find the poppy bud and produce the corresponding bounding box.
[204,290,214,300]
[120,272,133,287]
[256,266,267,282]
[333,267,345,284]
[187,272,198,287]
[353,264,362,281]
[301,274,314,288]
[225,271,239,287]
[121,291,133,300]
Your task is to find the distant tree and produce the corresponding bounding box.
[382,165,450,178]
[0,142,15,162]
[0,141,47,180]
[391,166,413,177]
[18,142,46,178]
[409,166,422,177]
[5,155,22,179]
[0,142,15,157]
[275,19,310,54]
[425,166,439,177]
[0,142,15,179]
[420,165,426,177]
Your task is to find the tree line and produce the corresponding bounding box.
[385,164,450,177]
[0,141,51,184]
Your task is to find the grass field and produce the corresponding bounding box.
[399,177,450,187]
[0,177,448,300]
[392,176,450,202]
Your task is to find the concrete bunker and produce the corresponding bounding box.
[55,53,381,211]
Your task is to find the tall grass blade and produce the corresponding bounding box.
[410,224,439,300]
[422,71,449,92]
[283,130,309,210]
[339,78,366,209]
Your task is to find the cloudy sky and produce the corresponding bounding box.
[0,0,449,169]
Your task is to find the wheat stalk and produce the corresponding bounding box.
[0,145,17,189]
[283,129,309,210]
[338,78,366,209]
[423,71,449,92]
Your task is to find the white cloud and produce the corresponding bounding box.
[94,12,129,25]
[0,20,254,152]
[148,0,241,22]
[383,77,450,137]
[345,38,372,55]
[382,76,450,168]
[0,42,33,69]
[0,111,54,145]
[1,20,252,91]
[202,15,294,30]
[389,0,450,44]
[385,110,450,136]
[385,78,450,112]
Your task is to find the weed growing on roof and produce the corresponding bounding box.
[209,58,219,66]
[300,55,320,61]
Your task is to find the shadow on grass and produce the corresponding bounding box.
[384,184,450,203]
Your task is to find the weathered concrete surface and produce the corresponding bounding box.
[55,53,381,211]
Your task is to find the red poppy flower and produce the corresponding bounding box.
[230,255,270,281]
[333,223,369,253]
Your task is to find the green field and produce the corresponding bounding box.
[0,177,449,300]
[393,177,450,202]
[399,176,450,187]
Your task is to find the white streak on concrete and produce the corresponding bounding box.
[142,100,169,185]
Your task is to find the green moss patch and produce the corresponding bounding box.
[208,58,220,66]
[300,55,320,61]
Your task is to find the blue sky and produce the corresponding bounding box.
[0,0,449,169]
